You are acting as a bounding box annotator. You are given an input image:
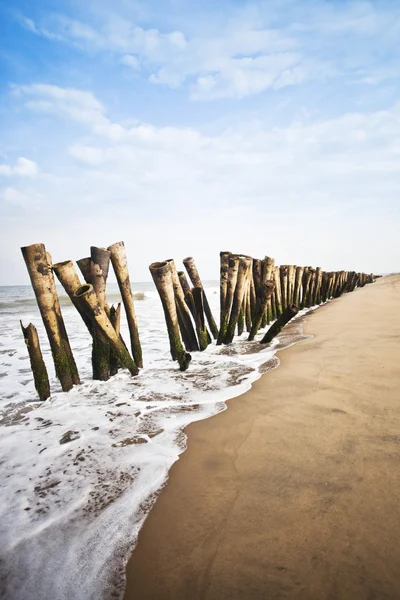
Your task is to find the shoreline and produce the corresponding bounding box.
[123,274,400,600]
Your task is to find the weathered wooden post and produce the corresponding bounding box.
[53,260,92,334]
[219,251,231,332]
[252,259,262,299]
[21,243,79,392]
[245,285,252,332]
[108,242,143,368]
[167,259,199,352]
[293,266,304,307]
[74,284,138,375]
[191,287,209,351]
[76,257,92,284]
[109,304,121,376]
[224,257,252,344]
[287,265,296,305]
[20,321,50,400]
[273,266,283,317]
[250,277,257,321]
[90,246,111,381]
[260,304,299,344]
[263,256,275,325]
[149,262,191,371]
[248,280,275,341]
[280,265,289,311]
[312,267,322,305]
[183,257,218,339]
[217,255,239,345]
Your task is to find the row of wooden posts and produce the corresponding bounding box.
[20,243,374,400]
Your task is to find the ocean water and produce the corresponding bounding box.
[0,281,312,600]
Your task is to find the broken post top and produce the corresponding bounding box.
[77,258,92,284]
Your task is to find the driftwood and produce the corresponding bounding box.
[108,242,143,368]
[217,255,239,345]
[149,261,191,371]
[20,321,50,400]
[74,284,138,375]
[260,304,299,344]
[21,243,79,392]
[183,257,218,339]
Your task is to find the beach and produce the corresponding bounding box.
[124,273,400,600]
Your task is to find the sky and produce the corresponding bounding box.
[0,0,399,285]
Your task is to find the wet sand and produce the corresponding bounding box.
[124,274,400,600]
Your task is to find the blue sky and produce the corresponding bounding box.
[1,0,399,284]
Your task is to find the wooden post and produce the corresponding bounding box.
[191,287,209,351]
[224,257,252,344]
[76,257,92,284]
[183,257,218,339]
[20,321,50,400]
[280,266,289,311]
[74,284,138,375]
[53,260,92,334]
[248,280,275,341]
[260,304,299,344]
[219,251,231,334]
[245,284,252,332]
[149,262,191,371]
[273,266,283,316]
[312,267,322,305]
[263,257,275,325]
[217,255,239,345]
[293,266,304,307]
[109,303,121,376]
[167,259,199,352]
[90,246,111,381]
[21,243,79,392]
[286,265,295,305]
[108,242,143,368]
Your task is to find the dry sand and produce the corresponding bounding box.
[124,274,400,600]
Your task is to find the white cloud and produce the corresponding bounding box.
[0,157,39,177]
[120,54,140,70]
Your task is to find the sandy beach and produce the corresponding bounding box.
[124,274,400,600]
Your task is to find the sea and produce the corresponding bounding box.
[0,281,312,600]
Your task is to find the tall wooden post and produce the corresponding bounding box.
[293,266,304,307]
[167,259,199,352]
[21,243,79,392]
[248,280,275,341]
[224,257,252,344]
[90,246,111,381]
[183,257,218,339]
[217,255,239,345]
[150,262,191,371]
[108,241,143,368]
[280,266,289,311]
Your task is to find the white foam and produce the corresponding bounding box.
[0,282,312,600]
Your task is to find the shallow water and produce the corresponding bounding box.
[0,281,313,600]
